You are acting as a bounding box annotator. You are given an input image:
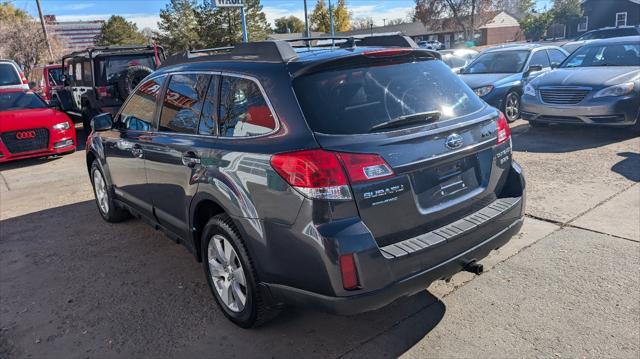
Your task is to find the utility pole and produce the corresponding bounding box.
[35,0,54,61]
[328,0,335,36]
[383,18,386,26]
[470,0,476,42]
[303,0,310,37]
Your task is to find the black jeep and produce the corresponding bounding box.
[53,45,164,130]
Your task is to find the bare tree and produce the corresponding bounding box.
[414,0,495,41]
[350,16,374,30]
[0,18,66,78]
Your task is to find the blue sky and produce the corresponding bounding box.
[13,0,553,30]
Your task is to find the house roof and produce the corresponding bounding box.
[480,11,520,29]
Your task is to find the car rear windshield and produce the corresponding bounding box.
[0,63,21,86]
[293,58,484,135]
[562,43,640,67]
[0,92,46,111]
[463,50,529,74]
[48,67,63,86]
[95,54,157,85]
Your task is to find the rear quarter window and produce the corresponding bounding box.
[0,63,21,86]
[293,59,484,135]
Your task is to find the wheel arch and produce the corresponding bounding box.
[190,196,228,262]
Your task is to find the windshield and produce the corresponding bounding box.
[95,54,157,85]
[293,59,484,135]
[48,67,63,86]
[577,28,638,40]
[0,63,21,86]
[464,50,529,74]
[0,91,46,111]
[562,43,640,67]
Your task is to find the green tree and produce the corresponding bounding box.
[196,0,270,47]
[0,1,29,22]
[273,15,305,34]
[310,0,330,32]
[310,0,350,33]
[157,0,200,52]
[551,0,582,28]
[520,12,553,41]
[96,16,147,46]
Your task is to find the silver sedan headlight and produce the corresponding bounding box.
[593,82,635,98]
[474,85,493,97]
[524,83,536,97]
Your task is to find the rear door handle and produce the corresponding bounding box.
[182,151,201,168]
[131,144,144,158]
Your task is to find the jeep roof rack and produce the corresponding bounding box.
[62,45,162,61]
[160,35,428,68]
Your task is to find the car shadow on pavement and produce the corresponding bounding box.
[512,124,638,153]
[612,152,640,182]
[0,200,445,358]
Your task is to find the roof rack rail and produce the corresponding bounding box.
[62,44,162,60]
[284,35,419,49]
[160,41,298,68]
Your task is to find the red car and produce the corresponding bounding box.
[0,89,76,163]
[29,64,63,103]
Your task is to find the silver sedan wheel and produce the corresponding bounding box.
[93,169,109,214]
[505,92,520,122]
[208,234,247,312]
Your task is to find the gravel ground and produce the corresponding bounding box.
[1,123,638,358]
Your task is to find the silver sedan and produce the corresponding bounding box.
[521,36,640,129]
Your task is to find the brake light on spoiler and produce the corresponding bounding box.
[270,149,394,200]
[362,48,413,58]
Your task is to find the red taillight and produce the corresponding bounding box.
[363,48,413,58]
[496,112,511,144]
[96,86,111,98]
[19,71,28,85]
[339,253,358,290]
[270,149,395,200]
[336,152,394,183]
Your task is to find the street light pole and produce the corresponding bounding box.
[35,0,54,61]
[240,6,248,42]
[328,0,335,36]
[303,0,310,37]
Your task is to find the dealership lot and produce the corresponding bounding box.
[0,122,638,358]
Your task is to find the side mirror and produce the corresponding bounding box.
[92,113,113,132]
[550,62,560,69]
[526,65,543,75]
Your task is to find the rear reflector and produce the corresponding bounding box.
[363,48,413,58]
[339,254,358,290]
[496,111,511,145]
[271,149,395,200]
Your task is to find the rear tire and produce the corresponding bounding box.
[202,214,280,328]
[90,161,130,223]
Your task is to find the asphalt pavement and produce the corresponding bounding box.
[1,121,638,358]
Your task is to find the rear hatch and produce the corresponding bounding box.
[292,50,509,246]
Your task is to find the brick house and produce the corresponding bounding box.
[576,0,640,36]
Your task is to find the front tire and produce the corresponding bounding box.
[504,91,521,123]
[90,161,130,222]
[202,214,279,328]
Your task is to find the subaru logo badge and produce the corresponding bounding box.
[445,133,464,150]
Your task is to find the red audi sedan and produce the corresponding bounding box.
[0,89,76,163]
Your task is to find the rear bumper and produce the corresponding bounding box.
[265,216,523,315]
[263,162,526,315]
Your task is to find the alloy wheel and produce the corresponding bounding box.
[93,169,109,214]
[207,234,248,312]
[505,93,520,122]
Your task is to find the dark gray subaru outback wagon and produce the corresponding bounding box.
[86,36,526,328]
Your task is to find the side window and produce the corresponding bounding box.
[74,62,82,83]
[198,75,220,136]
[118,76,166,131]
[218,76,276,137]
[547,49,567,65]
[82,61,93,86]
[158,73,211,134]
[529,51,550,68]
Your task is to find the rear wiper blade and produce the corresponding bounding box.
[369,111,441,132]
